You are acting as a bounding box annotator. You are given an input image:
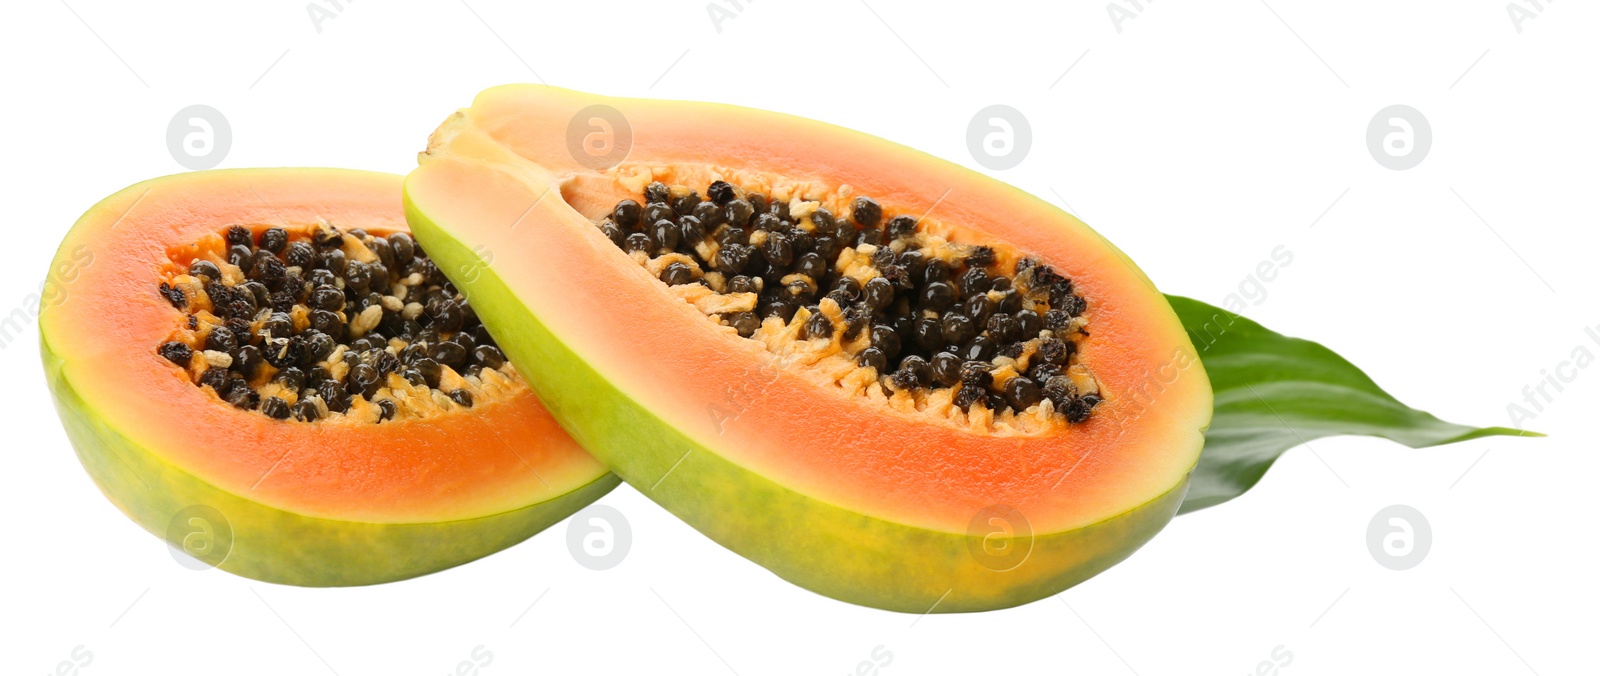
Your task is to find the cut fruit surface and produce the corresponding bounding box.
[406,86,1212,611]
[42,168,617,585]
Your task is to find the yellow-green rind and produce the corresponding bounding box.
[406,189,1189,611]
[43,330,620,586]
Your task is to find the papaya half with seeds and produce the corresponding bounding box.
[406,86,1212,612]
[41,168,617,586]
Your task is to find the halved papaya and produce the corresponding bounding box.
[405,86,1212,612]
[41,168,617,586]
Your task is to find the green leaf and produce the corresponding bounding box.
[1166,295,1538,514]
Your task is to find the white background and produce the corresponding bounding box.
[3,1,1595,674]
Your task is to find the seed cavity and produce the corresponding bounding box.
[154,222,524,424]
[596,176,1101,434]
